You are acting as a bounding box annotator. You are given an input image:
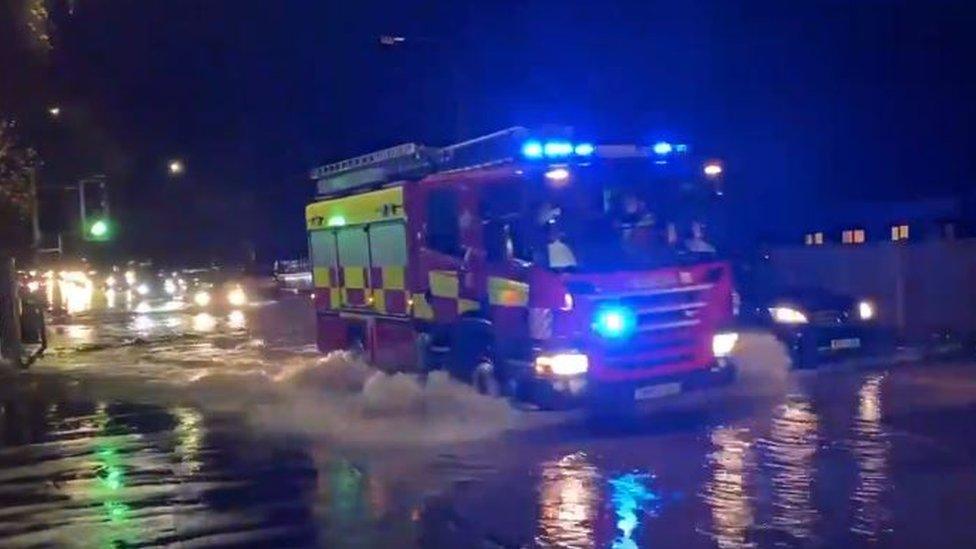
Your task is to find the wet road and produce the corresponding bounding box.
[2,293,976,547]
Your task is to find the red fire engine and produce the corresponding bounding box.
[306,127,738,408]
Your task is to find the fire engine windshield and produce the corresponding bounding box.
[509,158,723,272]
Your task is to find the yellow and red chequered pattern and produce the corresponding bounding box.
[314,265,409,315]
[369,266,409,315]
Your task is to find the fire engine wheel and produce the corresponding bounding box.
[472,358,503,398]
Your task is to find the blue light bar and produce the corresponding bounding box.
[544,141,573,158]
[521,140,544,159]
[653,142,673,155]
[574,143,595,156]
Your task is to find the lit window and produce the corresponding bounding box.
[805,234,813,246]
[814,232,823,245]
[842,230,853,244]
[854,229,865,244]
[891,224,909,241]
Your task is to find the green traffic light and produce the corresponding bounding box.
[90,219,109,237]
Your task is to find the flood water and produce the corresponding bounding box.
[2,292,976,547]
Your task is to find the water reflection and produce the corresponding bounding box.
[850,374,890,540]
[703,427,755,548]
[132,315,155,333]
[536,452,601,548]
[228,309,247,330]
[609,473,659,549]
[172,406,204,474]
[763,396,819,542]
[192,313,217,332]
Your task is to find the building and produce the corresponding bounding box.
[801,196,970,246]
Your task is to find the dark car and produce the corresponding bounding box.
[738,285,882,368]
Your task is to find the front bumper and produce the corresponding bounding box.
[772,322,877,365]
[517,357,736,409]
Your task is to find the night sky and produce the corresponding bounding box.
[2,0,974,261]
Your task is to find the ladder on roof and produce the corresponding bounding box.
[310,127,530,197]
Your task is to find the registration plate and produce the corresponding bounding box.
[634,382,681,401]
[830,337,861,350]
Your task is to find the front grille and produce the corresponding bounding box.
[592,283,712,370]
[810,309,850,326]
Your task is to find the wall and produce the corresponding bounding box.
[768,239,976,339]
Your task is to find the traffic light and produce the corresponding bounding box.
[84,217,113,241]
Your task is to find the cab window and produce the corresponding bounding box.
[425,189,461,255]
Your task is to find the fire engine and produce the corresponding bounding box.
[306,127,738,408]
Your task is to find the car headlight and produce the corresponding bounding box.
[768,306,808,324]
[135,283,150,296]
[535,352,589,376]
[858,300,875,320]
[712,332,739,358]
[227,287,248,306]
[193,290,212,307]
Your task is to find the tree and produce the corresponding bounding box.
[0,120,38,252]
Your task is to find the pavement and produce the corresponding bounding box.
[1,291,975,547]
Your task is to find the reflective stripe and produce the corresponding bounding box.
[344,267,366,289]
[429,270,459,298]
[384,266,405,290]
[488,276,529,307]
[313,267,330,287]
[412,293,434,320]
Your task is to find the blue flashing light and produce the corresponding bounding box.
[653,141,673,155]
[594,306,637,338]
[521,140,544,159]
[574,142,595,156]
[544,140,574,158]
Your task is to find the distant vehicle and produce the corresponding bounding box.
[273,259,313,293]
[179,268,250,310]
[304,127,738,411]
[736,261,881,367]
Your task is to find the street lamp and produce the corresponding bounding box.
[48,106,61,118]
[168,159,185,175]
[378,35,406,47]
[703,161,723,178]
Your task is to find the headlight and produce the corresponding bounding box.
[193,290,212,307]
[164,279,177,295]
[858,300,875,320]
[135,283,150,296]
[535,353,589,376]
[105,275,116,288]
[593,306,637,338]
[768,306,808,324]
[227,287,248,306]
[124,270,136,285]
[712,332,739,358]
[26,280,40,293]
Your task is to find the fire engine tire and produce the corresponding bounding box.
[472,358,503,398]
